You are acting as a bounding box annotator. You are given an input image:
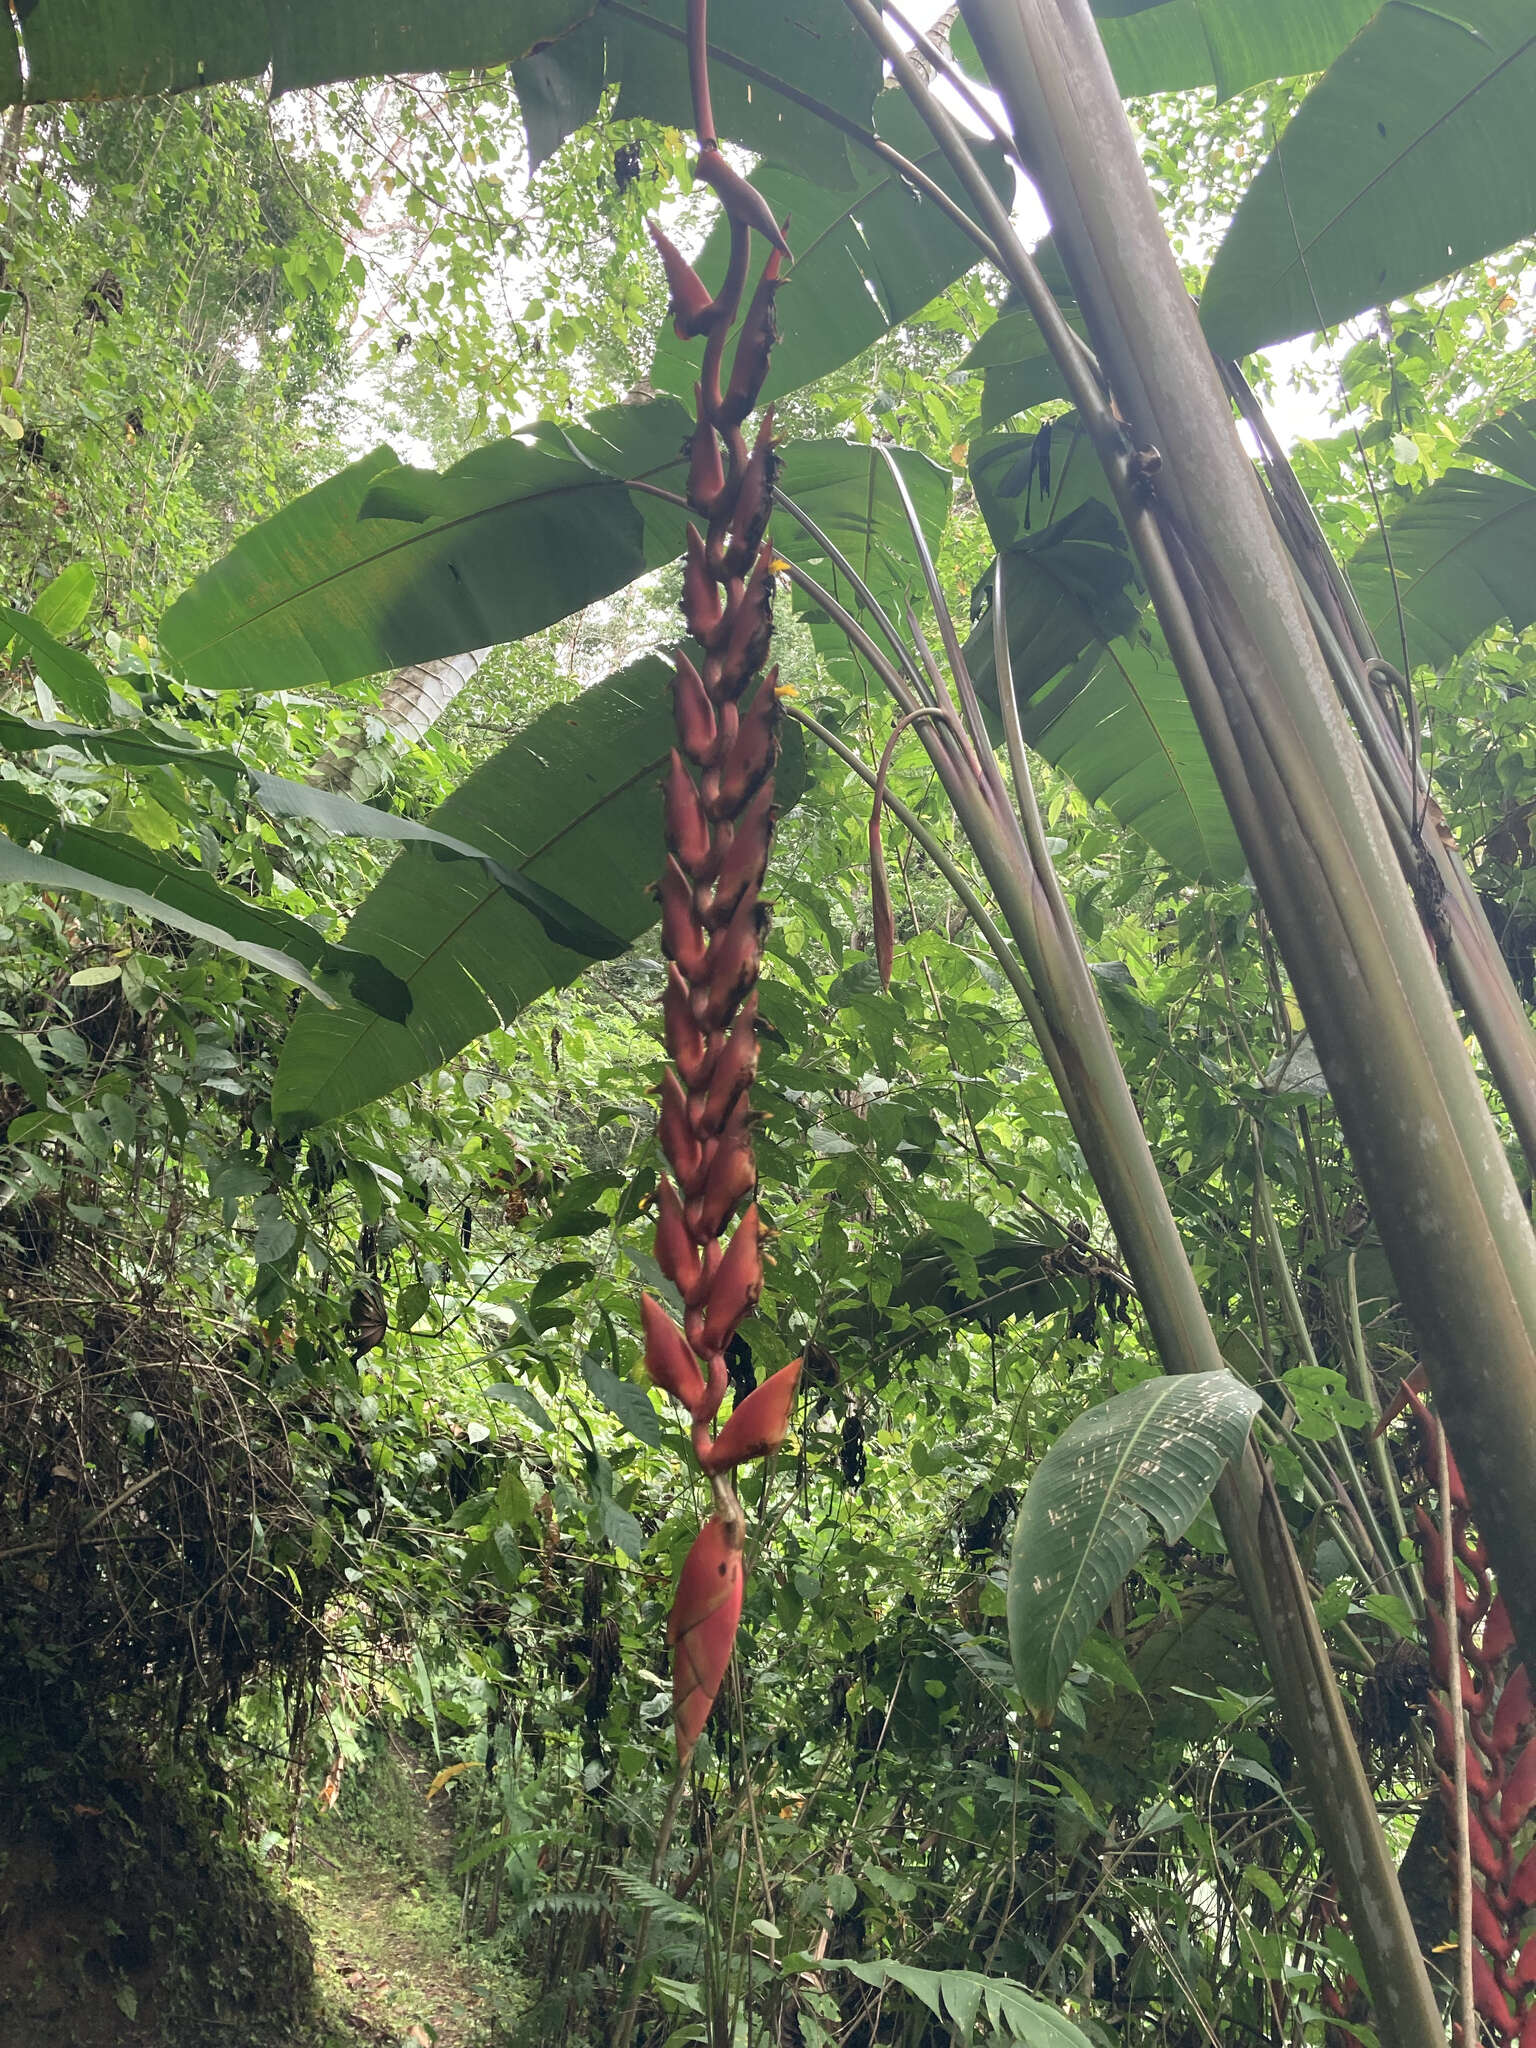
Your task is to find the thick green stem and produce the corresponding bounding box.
[961,0,1536,1701]
[969,631,1442,2043]
[1227,359,1536,1179]
[788,449,1442,2036]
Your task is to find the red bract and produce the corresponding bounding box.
[643,110,796,1766]
[697,1358,802,1473]
[669,1515,745,1764]
[693,145,792,256]
[1409,1389,1536,2042]
[648,220,718,338]
[641,1292,705,1412]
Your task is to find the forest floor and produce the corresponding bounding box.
[294,1738,508,2048]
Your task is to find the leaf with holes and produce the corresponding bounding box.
[1008,1371,1260,1724]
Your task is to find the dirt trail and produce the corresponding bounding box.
[295,1742,496,2048]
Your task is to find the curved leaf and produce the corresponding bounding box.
[0,604,113,723]
[955,2,1375,104]
[1008,1370,1260,1724]
[1349,397,1536,669]
[5,1,587,105]
[249,771,626,959]
[964,421,1243,882]
[651,98,1007,411]
[1202,0,1536,358]
[1095,0,1377,99]
[159,405,694,694]
[0,709,246,798]
[0,779,410,1018]
[513,0,877,185]
[31,564,96,640]
[833,1963,1093,2047]
[0,831,336,1003]
[959,242,1081,431]
[781,442,951,702]
[272,656,805,1129]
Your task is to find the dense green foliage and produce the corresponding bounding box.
[4,9,1536,2046]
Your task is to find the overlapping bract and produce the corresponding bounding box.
[641,155,801,1766]
[1407,1387,1536,2044]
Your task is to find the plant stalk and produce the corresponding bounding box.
[960,0,1536,1711]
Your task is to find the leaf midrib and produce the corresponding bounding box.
[1262,17,1536,298]
[1033,1380,1181,1699]
[183,450,688,663]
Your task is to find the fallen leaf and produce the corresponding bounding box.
[425,1759,480,1800]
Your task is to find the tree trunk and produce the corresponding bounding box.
[307,647,490,798]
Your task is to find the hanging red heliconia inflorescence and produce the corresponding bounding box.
[639,30,801,1767]
[1403,1384,1536,2045]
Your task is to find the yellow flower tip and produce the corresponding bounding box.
[769,555,790,573]
[774,682,798,699]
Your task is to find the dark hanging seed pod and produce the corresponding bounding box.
[839,1409,867,1491]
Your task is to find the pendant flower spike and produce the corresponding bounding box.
[641,0,800,1768]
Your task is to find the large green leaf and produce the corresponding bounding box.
[1007,1370,1261,1723]
[955,1,1375,104]
[31,564,96,640]
[513,0,878,184]
[958,242,1081,431]
[273,654,802,1128]
[0,830,338,1003]
[651,98,1006,410]
[248,771,626,959]
[1349,398,1536,670]
[159,404,695,694]
[963,421,1243,882]
[0,604,113,724]
[1201,0,1536,358]
[833,1962,1094,2048]
[5,1,587,105]
[775,441,951,710]
[0,778,410,1017]
[779,442,950,626]
[1095,0,1377,99]
[0,710,622,935]
[1,0,1367,115]
[0,709,246,796]
[161,416,943,699]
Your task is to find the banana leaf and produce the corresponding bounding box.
[965,420,1243,882]
[272,654,804,1129]
[1202,0,1536,358]
[0,778,411,1018]
[1348,397,1536,670]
